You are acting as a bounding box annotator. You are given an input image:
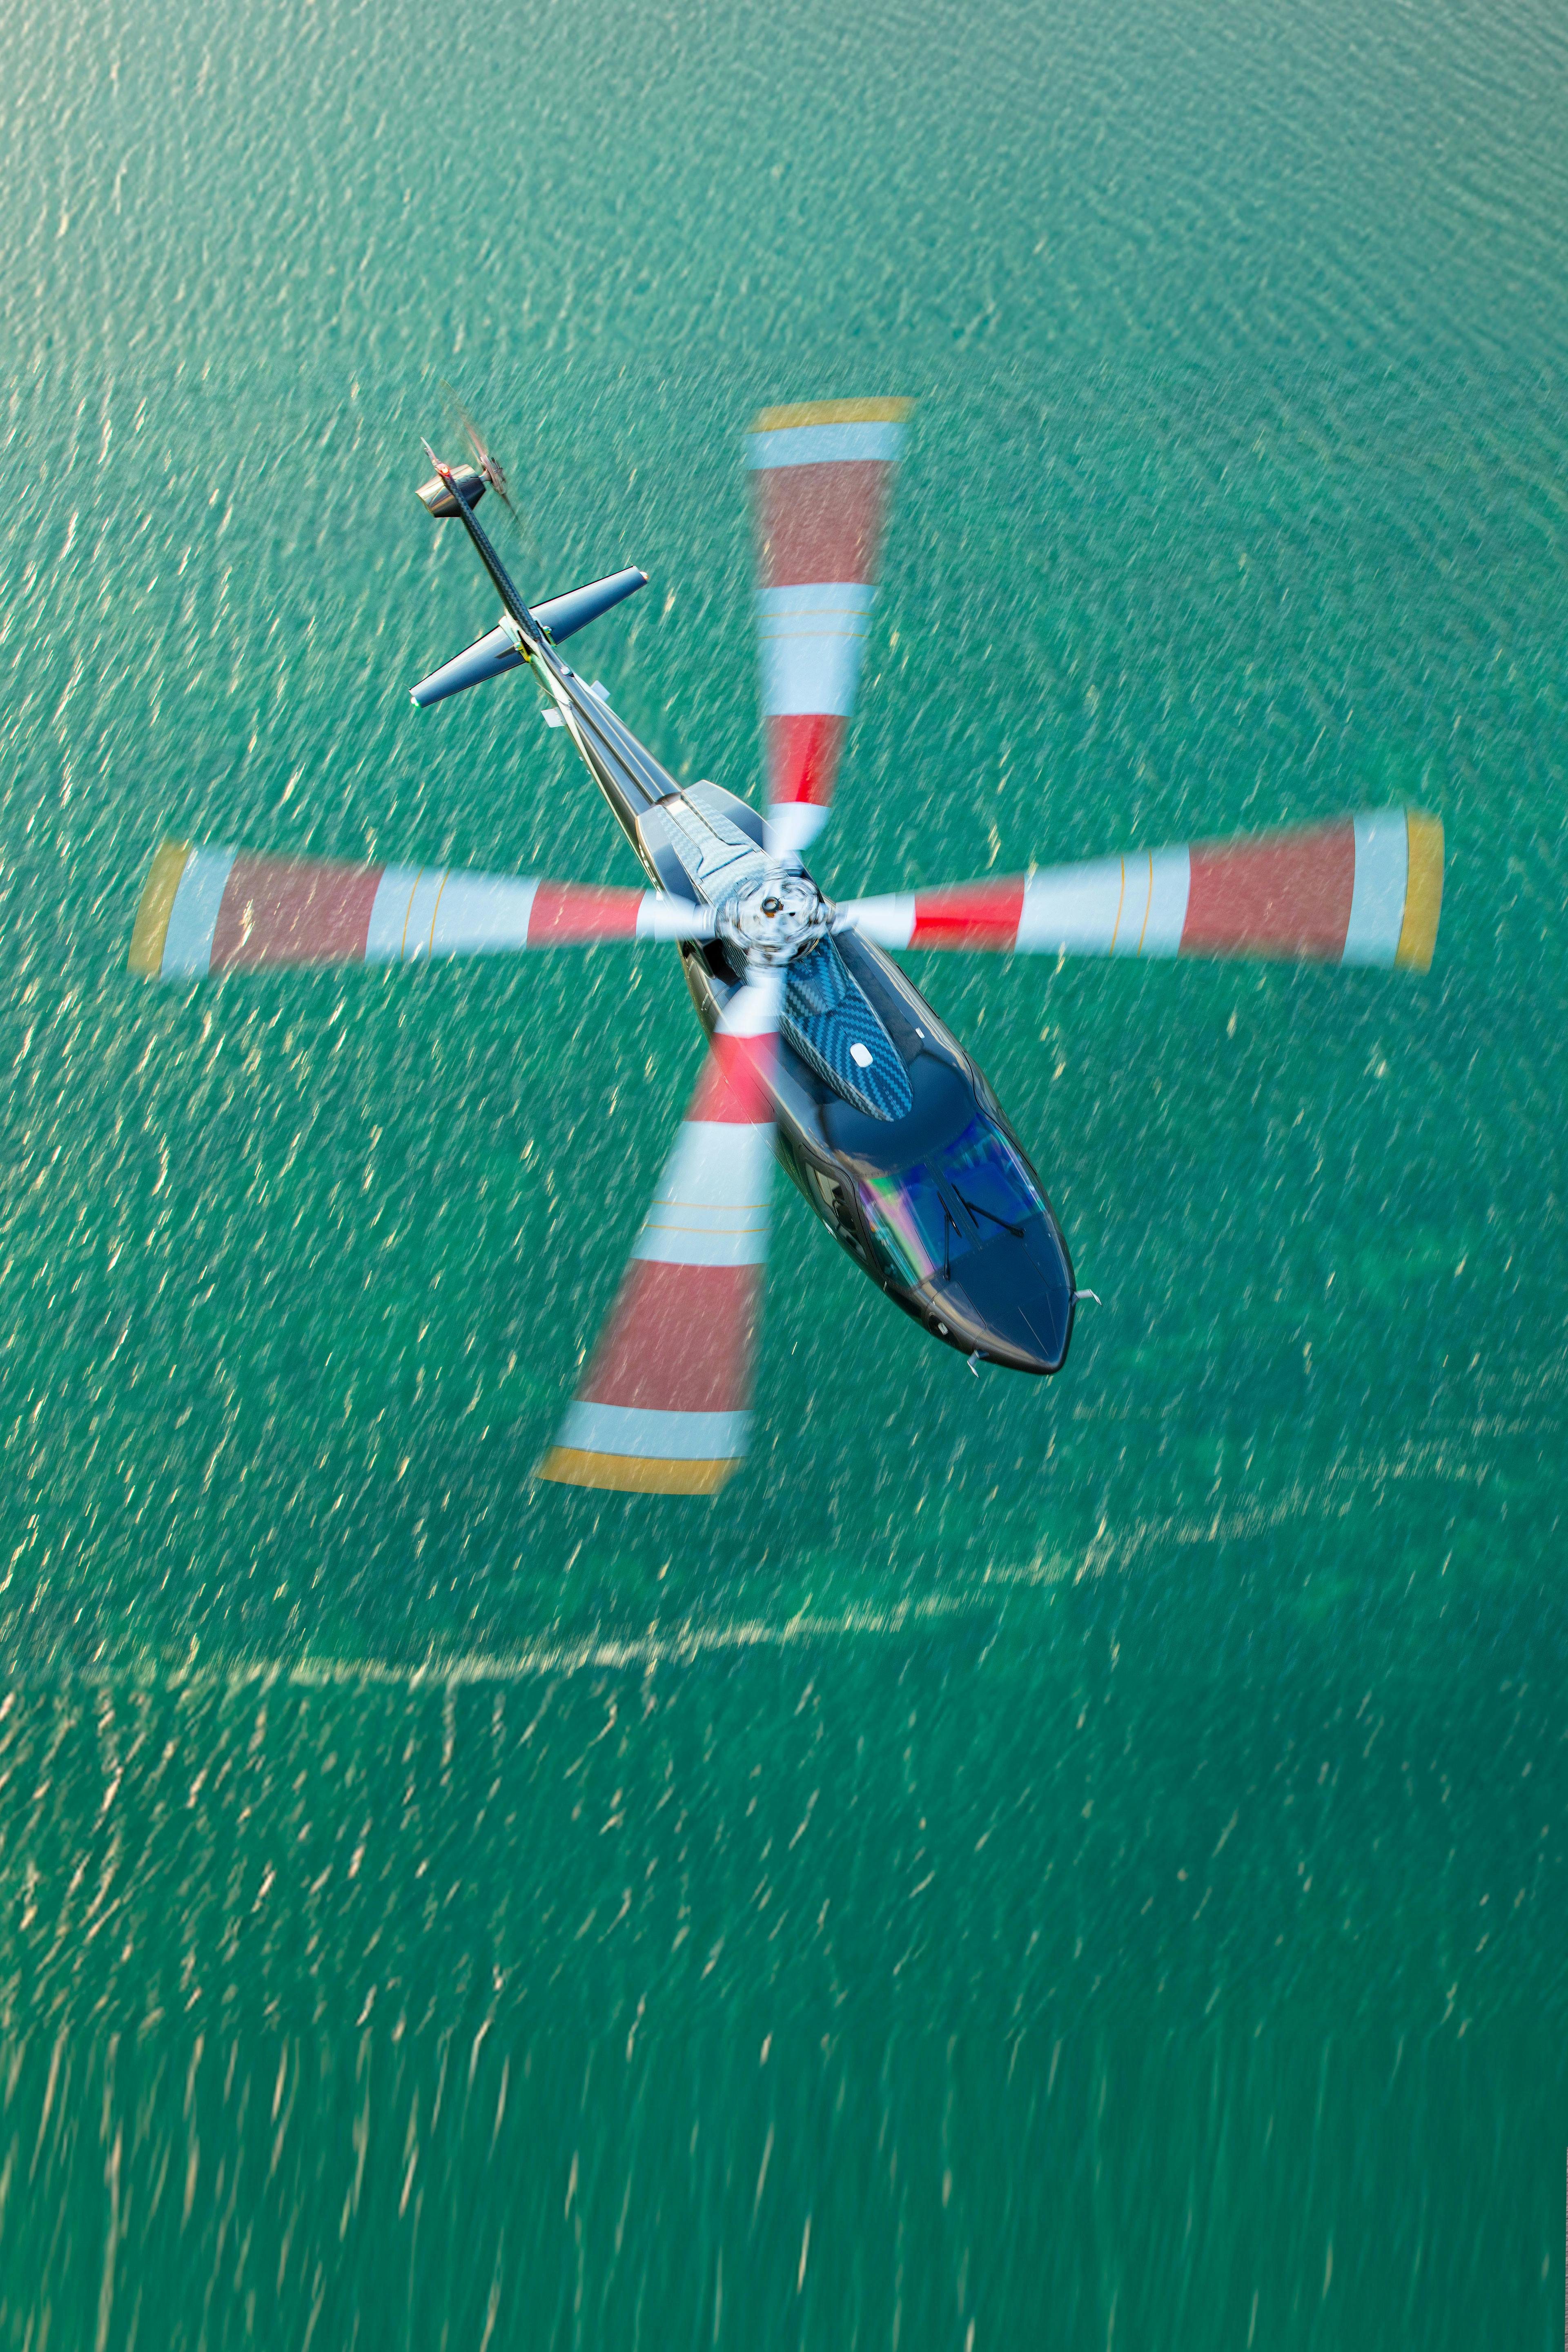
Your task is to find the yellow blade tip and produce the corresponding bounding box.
[535,1447,737,1497]
[127,839,190,979]
[1396,810,1444,973]
[749,397,913,434]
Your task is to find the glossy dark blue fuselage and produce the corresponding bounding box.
[683,926,1076,1376]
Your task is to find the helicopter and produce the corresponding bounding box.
[128,397,1445,1494]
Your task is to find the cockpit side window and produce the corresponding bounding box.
[854,1163,949,1285]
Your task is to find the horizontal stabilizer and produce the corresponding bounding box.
[410,568,648,707]
[534,569,647,646]
[410,622,521,707]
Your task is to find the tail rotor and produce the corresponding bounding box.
[442,381,541,561]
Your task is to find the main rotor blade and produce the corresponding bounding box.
[537,971,783,1497]
[840,808,1444,972]
[127,840,712,980]
[748,399,911,862]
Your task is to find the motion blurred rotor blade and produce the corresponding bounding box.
[127,840,712,980]
[840,808,1444,972]
[748,398,911,862]
[442,382,540,559]
[537,971,783,1497]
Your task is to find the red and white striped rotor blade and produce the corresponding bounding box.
[127,840,713,980]
[748,398,911,862]
[841,808,1444,971]
[537,971,782,1497]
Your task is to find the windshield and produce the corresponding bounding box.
[853,1116,1047,1287]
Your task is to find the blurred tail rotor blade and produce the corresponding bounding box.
[127,840,711,980]
[537,971,783,1496]
[441,381,541,559]
[841,808,1444,972]
[748,399,911,862]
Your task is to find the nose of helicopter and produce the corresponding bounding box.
[930,1225,1075,1372]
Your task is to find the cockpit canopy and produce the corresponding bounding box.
[850,1114,1074,1369]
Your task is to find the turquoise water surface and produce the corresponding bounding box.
[0,0,1564,2340]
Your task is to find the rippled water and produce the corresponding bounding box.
[0,0,1565,2339]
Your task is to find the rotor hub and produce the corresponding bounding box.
[716,871,833,967]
